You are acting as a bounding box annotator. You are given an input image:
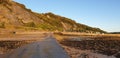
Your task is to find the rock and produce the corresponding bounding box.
[0,0,12,3]
[77,53,89,58]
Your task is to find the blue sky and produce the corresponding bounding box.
[15,0,120,32]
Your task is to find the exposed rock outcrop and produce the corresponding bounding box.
[0,0,12,3]
[0,0,106,33]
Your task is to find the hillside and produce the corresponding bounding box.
[0,0,106,33]
[110,32,120,34]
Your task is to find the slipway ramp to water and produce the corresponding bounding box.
[1,33,70,58]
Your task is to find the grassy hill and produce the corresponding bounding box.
[0,0,106,33]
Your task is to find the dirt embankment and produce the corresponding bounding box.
[0,40,36,54]
[0,32,46,54]
[55,34,120,58]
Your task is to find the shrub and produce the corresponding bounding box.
[24,22,35,27]
[0,22,5,28]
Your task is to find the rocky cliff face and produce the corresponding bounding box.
[0,1,106,33]
[0,0,12,3]
[0,1,43,28]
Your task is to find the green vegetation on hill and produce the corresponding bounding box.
[0,1,106,33]
[33,12,106,33]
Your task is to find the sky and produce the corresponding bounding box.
[15,0,120,32]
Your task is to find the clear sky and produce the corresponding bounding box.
[15,0,120,32]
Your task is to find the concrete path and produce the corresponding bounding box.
[2,33,70,58]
